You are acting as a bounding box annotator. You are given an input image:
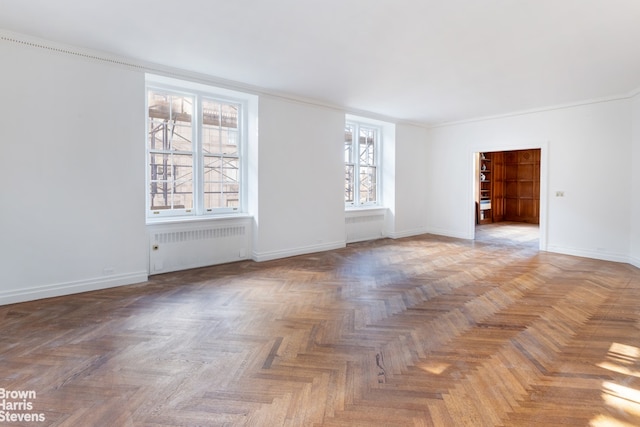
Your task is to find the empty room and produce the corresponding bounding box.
[2,1,640,426]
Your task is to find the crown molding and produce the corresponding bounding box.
[430,91,638,129]
[2,28,637,131]
[0,29,415,127]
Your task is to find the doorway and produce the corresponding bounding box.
[474,148,542,247]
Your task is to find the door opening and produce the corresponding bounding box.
[474,149,541,247]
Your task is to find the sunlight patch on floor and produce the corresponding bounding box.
[601,382,640,416]
[590,414,638,427]
[419,362,450,375]
[591,343,640,426]
[597,343,640,378]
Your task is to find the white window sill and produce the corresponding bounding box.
[345,206,388,215]
[146,213,253,226]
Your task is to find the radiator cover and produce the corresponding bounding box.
[148,219,252,274]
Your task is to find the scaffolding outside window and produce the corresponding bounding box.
[345,122,379,207]
[147,85,243,218]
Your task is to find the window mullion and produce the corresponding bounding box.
[353,123,360,206]
[217,103,223,208]
[194,95,203,216]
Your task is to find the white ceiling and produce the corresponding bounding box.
[2,0,640,125]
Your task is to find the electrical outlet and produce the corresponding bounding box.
[555,191,565,197]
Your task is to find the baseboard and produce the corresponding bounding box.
[546,245,630,264]
[424,226,472,240]
[631,255,640,269]
[346,235,386,244]
[387,227,429,239]
[253,240,345,262]
[0,271,148,306]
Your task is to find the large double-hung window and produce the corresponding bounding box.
[146,76,246,219]
[345,121,380,207]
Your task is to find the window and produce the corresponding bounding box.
[146,76,249,219]
[345,121,380,207]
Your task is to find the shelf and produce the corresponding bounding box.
[478,152,493,225]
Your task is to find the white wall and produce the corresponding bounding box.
[392,123,430,238]
[427,99,633,263]
[631,94,640,267]
[253,96,346,260]
[0,42,148,304]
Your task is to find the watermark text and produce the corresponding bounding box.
[0,388,46,423]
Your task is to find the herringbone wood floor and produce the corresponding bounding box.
[2,224,640,426]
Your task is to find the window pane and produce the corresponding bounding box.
[344,145,352,164]
[221,128,239,156]
[220,103,239,129]
[204,155,238,209]
[149,180,193,211]
[204,157,223,182]
[359,128,375,166]
[204,182,239,210]
[173,180,194,209]
[222,190,240,208]
[359,166,377,204]
[221,158,239,182]
[202,100,238,128]
[148,119,168,150]
[345,125,354,163]
[345,164,354,203]
[170,123,193,152]
[150,182,171,210]
[149,153,193,181]
[205,157,239,182]
[148,120,192,152]
[172,154,194,182]
[204,182,221,210]
[202,126,221,155]
[345,124,355,202]
[202,99,239,156]
[203,128,239,156]
[149,153,170,181]
[148,90,193,151]
[202,100,221,126]
[148,151,193,212]
[205,157,237,179]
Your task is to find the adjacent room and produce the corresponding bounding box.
[1,1,640,425]
[474,149,541,245]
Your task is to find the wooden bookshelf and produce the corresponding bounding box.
[478,152,492,224]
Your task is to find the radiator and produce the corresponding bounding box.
[148,221,251,274]
[345,212,386,243]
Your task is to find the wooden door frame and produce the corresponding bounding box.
[468,141,549,251]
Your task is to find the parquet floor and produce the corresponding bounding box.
[2,224,640,426]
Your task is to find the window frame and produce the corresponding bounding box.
[145,75,249,221]
[344,120,381,208]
